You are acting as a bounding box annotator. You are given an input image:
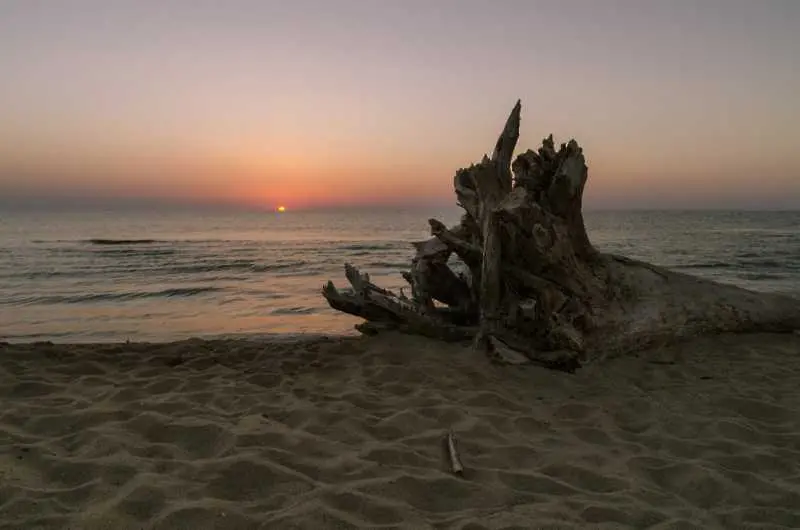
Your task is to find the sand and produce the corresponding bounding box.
[1,332,799,529]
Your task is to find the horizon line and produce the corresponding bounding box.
[1,199,798,214]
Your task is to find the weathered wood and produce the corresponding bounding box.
[428,219,481,267]
[488,332,582,372]
[469,103,520,339]
[323,265,476,342]
[445,431,464,476]
[487,336,530,365]
[403,232,473,313]
[429,217,572,297]
[321,100,800,370]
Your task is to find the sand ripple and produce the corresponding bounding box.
[1,332,799,529]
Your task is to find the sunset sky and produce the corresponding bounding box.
[1,0,798,210]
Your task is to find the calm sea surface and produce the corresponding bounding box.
[1,208,798,342]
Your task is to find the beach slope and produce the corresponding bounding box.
[1,333,799,529]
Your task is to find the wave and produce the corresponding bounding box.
[273,268,325,277]
[47,246,176,257]
[4,270,74,280]
[337,243,398,251]
[367,261,409,269]
[677,258,798,271]
[166,260,308,274]
[676,262,732,270]
[7,286,222,306]
[6,259,311,280]
[270,306,317,315]
[743,259,788,269]
[738,272,784,281]
[87,238,162,245]
[94,248,177,257]
[34,238,233,246]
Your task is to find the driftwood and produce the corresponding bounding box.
[322,101,800,371]
[445,431,464,476]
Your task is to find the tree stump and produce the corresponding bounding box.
[322,101,800,371]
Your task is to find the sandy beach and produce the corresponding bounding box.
[1,332,799,529]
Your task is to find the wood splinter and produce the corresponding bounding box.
[446,430,464,476]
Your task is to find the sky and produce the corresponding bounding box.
[1,0,799,210]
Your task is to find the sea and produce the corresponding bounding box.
[1,207,798,343]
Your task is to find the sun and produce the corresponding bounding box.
[276,205,286,213]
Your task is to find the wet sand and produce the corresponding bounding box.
[1,332,799,529]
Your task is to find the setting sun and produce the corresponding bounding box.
[276,205,286,213]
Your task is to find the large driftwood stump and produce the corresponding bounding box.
[322,101,800,371]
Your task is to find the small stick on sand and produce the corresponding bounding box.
[446,430,464,476]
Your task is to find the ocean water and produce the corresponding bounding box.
[1,208,798,342]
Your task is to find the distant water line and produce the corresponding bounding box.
[1,209,798,342]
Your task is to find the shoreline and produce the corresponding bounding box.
[2,332,799,528]
[0,327,362,346]
[6,325,797,347]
